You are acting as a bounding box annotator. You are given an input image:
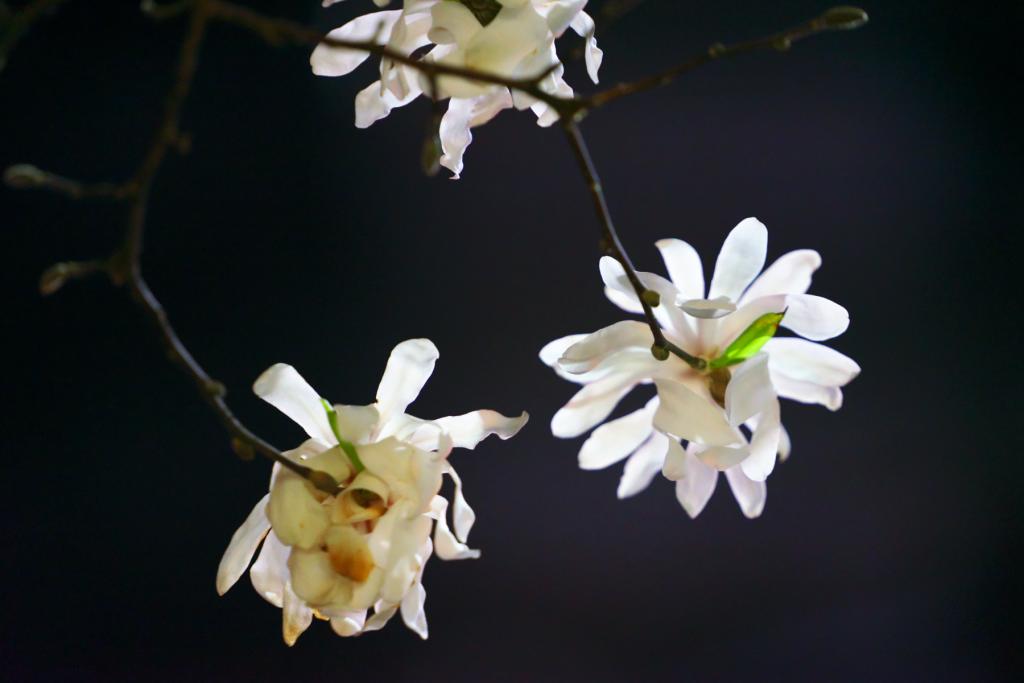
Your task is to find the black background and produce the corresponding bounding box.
[2,1,1021,680]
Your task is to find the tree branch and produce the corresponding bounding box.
[562,120,705,369]
[0,0,68,72]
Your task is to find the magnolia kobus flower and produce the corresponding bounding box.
[312,0,604,177]
[217,339,527,643]
[541,218,859,518]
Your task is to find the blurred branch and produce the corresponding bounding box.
[0,0,68,72]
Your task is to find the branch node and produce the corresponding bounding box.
[641,290,661,308]
[651,343,670,361]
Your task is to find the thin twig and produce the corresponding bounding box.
[562,121,705,370]
[0,0,68,71]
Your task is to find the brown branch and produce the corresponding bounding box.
[589,6,868,109]
[0,0,68,72]
[562,120,705,370]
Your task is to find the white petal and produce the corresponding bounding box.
[364,601,399,632]
[253,364,334,444]
[578,397,657,470]
[355,77,421,128]
[617,431,670,498]
[560,320,653,374]
[724,354,774,427]
[433,410,529,450]
[330,610,368,637]
[430,495,480,560]
[778,423,792,461]
[540,334,587,367]
[310,11,403,77]
[401,580,428,639]
[741,249,821,303]
[721,293,849,344]
[670,442,719,518]
[770,373,844,410]
[333,404,380,444]
[569,11,603,83]
[376,339,439,423]
[678,296,736,319]
[551,372,639,438]
[216,494,270,596]
[741,398,781,481]
[655,238,705,300]
[445,463,475,542]
[695,444,749,470]
[282,583,314,646]
[250,531,289,608]
[708,217,768,302]
[725,466,766,518]
[599,257,692,341]
[653,379,742,447]
[764,338,860,387]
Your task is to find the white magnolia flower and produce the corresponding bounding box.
[541,218,859,518]
[217,339,527,643]
[312,0,603,177]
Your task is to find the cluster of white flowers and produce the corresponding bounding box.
[541,218,859,518]
[311,0,602,177]
[214,7,862,645]
[217,339,527,643]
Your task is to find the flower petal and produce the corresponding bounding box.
[376,339,439,423]
[655,238,705,300]
[764,338,860,387]
[560,320,653,374]
[355,77,421,128]
[578,397,657,470]
[725,465,766,518]
[433,409,529,449]
[311,11,403,77]
[724,354,774,427]
[282,582,314,646]
[770,373,844,410]
[617,431,670,498]
[216,494,270,596]
[721,293,849,344]
[250,530,289,608]
[695,444,749,471]
[330,610,368,637]
[253,364,334,444]
[741,397,781,481]
[551,372,640,438]
[653,379,742,447]
[678,296,736,319]
[708,217,768,302]
[599,257,692,341]
[569,11,603,83]
[779,423,792,461]
[740,249,821,303]
[669,442,719,518]
[430,495,480,560]
[401,580,428,639]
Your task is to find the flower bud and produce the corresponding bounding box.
[4,164,46,189]
[821,6,869,30]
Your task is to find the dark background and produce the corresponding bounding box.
[2,0,1020,680]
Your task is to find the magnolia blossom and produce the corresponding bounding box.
[312,0,603,177]
[217,339,527,643]
[541,218,859,518]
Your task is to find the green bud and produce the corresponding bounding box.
[321,399,366,473]
[821,6,869,30]
[641,290,661,308]
[651,343,670,361]
[709,310,785,369]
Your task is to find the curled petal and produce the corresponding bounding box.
[617,431,670,499]
[364,601,399,632]
[282,582,314,646]
[355,77,421,128]
[311,11,403,77]
[216,494,270,596]
[430,495,480,560]
[570,11,603,83]
[433,410,529,450]
[708,217,768,302]
[401,580,428,639]
[770,373,844,410]
[678,296,736,319]
[253,364,333,444]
